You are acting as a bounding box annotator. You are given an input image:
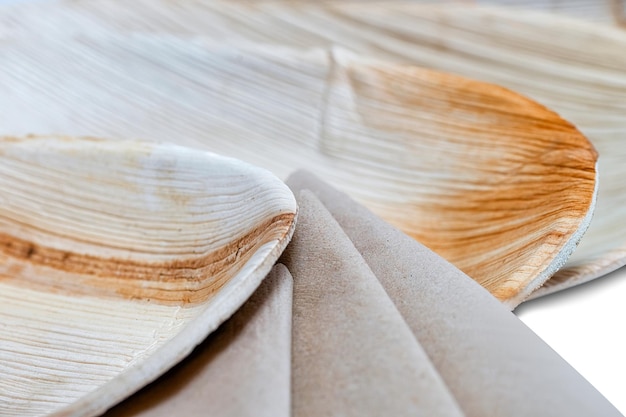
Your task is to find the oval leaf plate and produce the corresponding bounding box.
[0,136,297,416]
[1,0,619,300]
[0,35,596,307]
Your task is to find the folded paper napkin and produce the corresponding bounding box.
[280,190,464,416]
[283,170,621,417]
[101,171,621,417]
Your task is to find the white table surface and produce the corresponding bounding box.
[0,0,624,414]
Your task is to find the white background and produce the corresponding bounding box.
[516,267,626,414]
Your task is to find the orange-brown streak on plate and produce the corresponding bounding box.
[0,213,294,304]
[343,64,597,301]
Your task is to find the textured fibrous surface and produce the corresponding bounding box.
[0,33,596,304]
[0,0,619,297]
[0,136,297,416]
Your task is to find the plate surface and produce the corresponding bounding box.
[0,33,597,306]
[0,136,297,416]
[1,0,621,298]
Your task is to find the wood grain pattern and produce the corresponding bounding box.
[0,136,297,416]
[0,33,596,306]
[1,0,618,298]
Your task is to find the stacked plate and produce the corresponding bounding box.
[0,0,624,415]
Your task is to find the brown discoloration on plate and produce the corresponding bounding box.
[337,63,597,301]
[0,213,295,304]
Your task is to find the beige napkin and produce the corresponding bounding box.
[280,190,464,417]
[103,264,293,417]
[286,170,622,417]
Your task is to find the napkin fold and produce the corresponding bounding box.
[286,170,622,417]
[280,190,464,417]
[104,264,293,417]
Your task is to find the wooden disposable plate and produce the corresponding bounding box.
[0,34,596,307]
[2,0,621,300]
[0,135,297,416]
